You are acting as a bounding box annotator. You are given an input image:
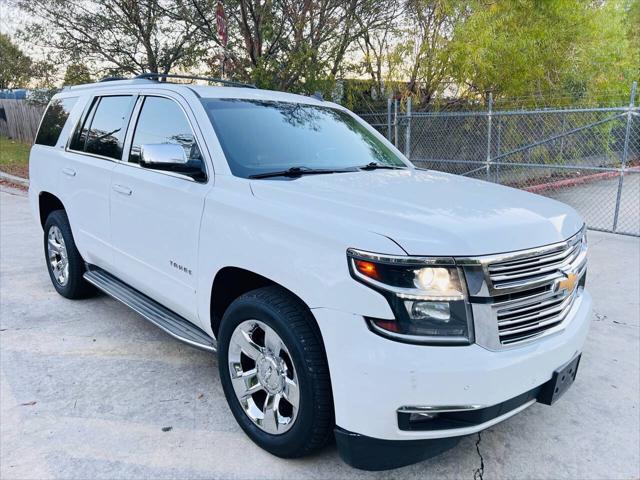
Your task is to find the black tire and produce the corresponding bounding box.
[218,286,334,458]
[43,210,95,299]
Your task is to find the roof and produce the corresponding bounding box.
[63,79,338,108]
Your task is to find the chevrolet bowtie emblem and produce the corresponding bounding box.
[557,272,578,294]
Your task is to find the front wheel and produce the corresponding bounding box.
[218,286,334,458]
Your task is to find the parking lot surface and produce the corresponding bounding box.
[1,188,639,480]
[543,173,640,237]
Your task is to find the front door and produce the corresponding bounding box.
[109,94,211,323]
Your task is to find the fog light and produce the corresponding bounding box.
[408,301,451,322]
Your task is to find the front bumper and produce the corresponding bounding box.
[312,288,592,443]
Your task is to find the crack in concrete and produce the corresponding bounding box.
[473,432,485,480]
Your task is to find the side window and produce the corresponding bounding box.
[85,96,136,160]
[69,95,135,160]
[69,97,98,152]
[35,97,78,146]
[129,96,203,168]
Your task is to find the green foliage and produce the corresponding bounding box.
[25,88,60,106]
[0,33,33,89]
[63,64,92,86]
[0,136,31,178]
[12,0,639,109]
[449,0,638,107]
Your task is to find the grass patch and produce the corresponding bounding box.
[0,136,31,179]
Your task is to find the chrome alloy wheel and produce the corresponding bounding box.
[228,320,300,435]
[47,226,69,286]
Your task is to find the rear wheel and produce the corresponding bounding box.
[218,286,333,458]
[43,210,94,299]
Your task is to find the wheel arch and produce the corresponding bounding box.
[210,266,314,339]
[38,191,65,228]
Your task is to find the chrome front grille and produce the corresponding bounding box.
[462,227,588,349]
[495,288,579,345]
[487,229,586,346]
[487,232,584,292]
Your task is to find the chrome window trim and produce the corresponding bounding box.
[113,160,198,183]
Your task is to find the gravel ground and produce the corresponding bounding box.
[1,187,639,480]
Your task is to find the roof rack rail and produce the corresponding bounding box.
[99,76,127,82]
[134,73,257,89]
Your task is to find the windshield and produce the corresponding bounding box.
[200,99,408,178]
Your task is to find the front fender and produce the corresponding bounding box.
[195,176,402,337]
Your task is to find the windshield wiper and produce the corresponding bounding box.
[359,162,406,171]
[249,166,356,179]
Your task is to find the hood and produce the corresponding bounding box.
[250,169,584,257]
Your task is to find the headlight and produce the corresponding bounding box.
[347,249,473,345]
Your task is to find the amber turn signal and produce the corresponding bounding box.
[354,259,379,280]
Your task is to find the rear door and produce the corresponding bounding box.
[61,93,137,271]
[109,92,211,322]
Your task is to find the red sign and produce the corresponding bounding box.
[216,2,228,47]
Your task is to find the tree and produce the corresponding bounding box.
[395,0,469,102]
[17,0,204,76]
[448,0,638,105]
[0,33,33,89]
[355,0,405,99]
[63,63,93,86]
[177,0,393,93]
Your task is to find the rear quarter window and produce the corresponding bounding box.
[34,97,78,147]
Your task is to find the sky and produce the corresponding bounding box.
[1,2,24,38]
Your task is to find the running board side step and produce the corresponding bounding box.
[84,267,216,352]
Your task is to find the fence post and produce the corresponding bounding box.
[394,99,399,147]
[559,113,567,160]
[612,81,637,232]
[404,97,412,159]
[387,97,392,142]
[486,92,493,181]
[495,117,502,183]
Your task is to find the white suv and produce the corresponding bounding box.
[29,74,591,470]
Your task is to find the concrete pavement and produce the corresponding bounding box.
[1,188,639,479]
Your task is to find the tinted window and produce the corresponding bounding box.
[35,97,78,146]
[80,96,135,160]
[201,99,406,178]
[69,97,98,152]
[129,96,203,168]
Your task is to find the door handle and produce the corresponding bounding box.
[62,167,76,177]
[112,184,132,196]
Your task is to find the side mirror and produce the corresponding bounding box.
[139,143,205,179]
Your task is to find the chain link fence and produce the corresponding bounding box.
[359,83,639,237]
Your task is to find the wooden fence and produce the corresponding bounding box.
[0,99,46,144]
